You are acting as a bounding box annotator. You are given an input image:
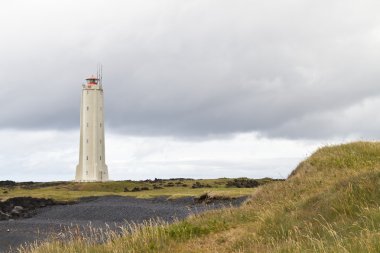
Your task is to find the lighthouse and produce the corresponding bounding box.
[75,72,108,182]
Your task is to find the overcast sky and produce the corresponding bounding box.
[0,0,379,181]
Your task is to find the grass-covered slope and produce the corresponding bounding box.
[23,142,380,252]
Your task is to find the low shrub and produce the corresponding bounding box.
[192,182,212,189]
[131,187,150,192]
[226,178,260,188]
[0,181,16,187]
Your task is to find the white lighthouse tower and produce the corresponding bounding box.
[75,71,108,182]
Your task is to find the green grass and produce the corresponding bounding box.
[17,141,380,252]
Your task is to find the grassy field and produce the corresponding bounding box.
[14,141,380,252]
[0,178,268,201]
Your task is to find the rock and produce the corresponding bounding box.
[194,193,234,204]
[0,211,10,221]
[11,206,24,215]
[11,206,26,217]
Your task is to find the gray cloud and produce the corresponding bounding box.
[1,0,380,139]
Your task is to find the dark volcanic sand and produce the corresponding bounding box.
[0,196,246,252]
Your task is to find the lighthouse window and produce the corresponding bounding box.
[86,123,88,127]
[86,156,88,160]
[86,171,88,175]
[87,106,89,111]
[86,139,88,144]
[100,123,102,127]
[100,156,102,160]
[100,139,102,144]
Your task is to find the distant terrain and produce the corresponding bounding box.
[2,142,380,252]
[0,177,277,202]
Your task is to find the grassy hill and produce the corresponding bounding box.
[21,142,380,252]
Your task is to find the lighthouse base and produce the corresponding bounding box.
[75,164,109,182]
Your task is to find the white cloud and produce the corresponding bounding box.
[0,130,327,181]
[0,0,380,139]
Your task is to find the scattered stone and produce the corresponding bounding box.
[0,197,59,220]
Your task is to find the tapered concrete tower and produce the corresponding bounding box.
[75,73,108,182]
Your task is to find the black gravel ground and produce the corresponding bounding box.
[0,196,246,252]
